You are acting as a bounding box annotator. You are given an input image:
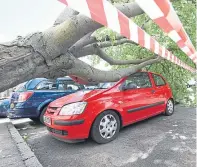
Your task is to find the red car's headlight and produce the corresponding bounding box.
[59,102,87,116]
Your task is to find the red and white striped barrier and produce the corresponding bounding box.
[136,0,197,64]
[58,0,195,72]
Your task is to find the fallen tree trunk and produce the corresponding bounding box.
[0,2,153,92]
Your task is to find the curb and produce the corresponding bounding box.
[8,122,43,167]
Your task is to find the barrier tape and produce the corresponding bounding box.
[58,0,195,72]
[136,0,197,64]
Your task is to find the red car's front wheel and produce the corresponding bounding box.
[91,110,120,144]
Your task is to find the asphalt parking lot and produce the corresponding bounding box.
[12,105,196,167]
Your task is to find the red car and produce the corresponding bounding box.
[44,72,174,144]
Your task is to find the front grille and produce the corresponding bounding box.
[47,127,68,136]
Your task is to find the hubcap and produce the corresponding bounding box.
[99,114,117,139]
[167,100,174,113]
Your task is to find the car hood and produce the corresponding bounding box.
[50,89,105,107]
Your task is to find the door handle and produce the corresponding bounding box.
[151,90,155,93]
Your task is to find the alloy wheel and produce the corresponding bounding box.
[167,100,174,113]
[99,114,117,139]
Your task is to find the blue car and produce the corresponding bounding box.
[0,98,10,117]
[9,77,85,123]
[0,78,47,117]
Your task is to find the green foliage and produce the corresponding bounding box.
[89,0,196,106]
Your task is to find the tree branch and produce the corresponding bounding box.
[74,38,137,58]
[65,55,162,83]
[98,38,137,48]
[141,18,151,29]
[95,46,158,65]
[55,2,144,25]
[69,32,96,55]
[54,7,79,26]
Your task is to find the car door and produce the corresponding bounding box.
[121,72,157,125]
[150,73,167,113]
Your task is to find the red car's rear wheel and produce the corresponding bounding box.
[164,99,174,116]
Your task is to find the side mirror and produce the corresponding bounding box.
[122,85,127,91]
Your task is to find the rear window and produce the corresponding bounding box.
[152,74,166,86]
[35,80,56,90]
[57,80,84,91]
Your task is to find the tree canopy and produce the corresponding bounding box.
[89,0,196,105]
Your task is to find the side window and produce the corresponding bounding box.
[124,72,152,90]
[152,74,166,86]
[58,80,82,91]
[35,81,56,90]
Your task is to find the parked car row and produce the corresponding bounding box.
[8,77,87,123]
[0,98,10,117]
[0,72,174,144]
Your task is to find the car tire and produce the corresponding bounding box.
[39,106,47,124]
[91,110,120,144]
[30,118,40,123]
[164,99,174,116]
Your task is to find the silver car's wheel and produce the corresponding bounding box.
[99,114,117,139]
[91,110,120,144]
[165,99,174,116]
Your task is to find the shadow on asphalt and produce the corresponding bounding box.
[13,120,44,130]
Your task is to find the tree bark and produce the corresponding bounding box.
[0,2,146,92]
[65,55,162,83]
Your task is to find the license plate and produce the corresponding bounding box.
[43,116,51,125]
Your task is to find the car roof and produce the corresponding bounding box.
[57,77,72,81]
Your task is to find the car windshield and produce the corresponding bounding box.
[99,82,116,89]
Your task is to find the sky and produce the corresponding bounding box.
[0,0,110,70]
[0,0,65,42]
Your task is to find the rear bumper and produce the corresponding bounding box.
[8,108,38,119]
[0,111,8,117]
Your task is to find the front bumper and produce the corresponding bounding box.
[54,119,85,126]
[45,117,91,141]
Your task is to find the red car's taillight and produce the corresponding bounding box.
[18,92,34,102]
